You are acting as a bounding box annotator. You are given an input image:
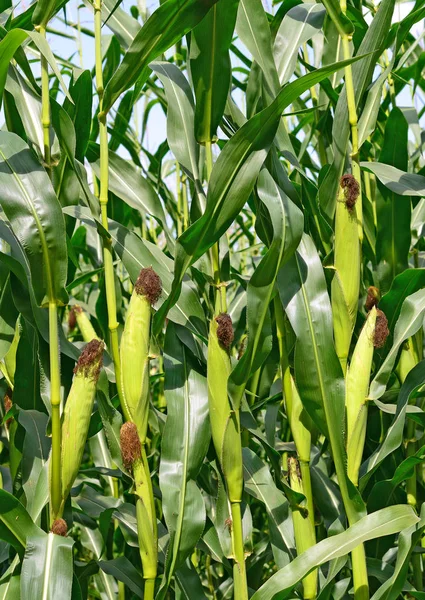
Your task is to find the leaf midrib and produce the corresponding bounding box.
[0,147,54,302]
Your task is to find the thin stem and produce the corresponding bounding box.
[49,302,62,522]
[144,579,155,600]
[231,502,248,600]
[40,25,51,175]
[39,25,61,525]
[94,0,126,412]
[205,141,220,285]
[182,173,189,230]
[176,161,182,237]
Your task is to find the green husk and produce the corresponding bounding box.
[331,182,361,374]
[120,291,151,443]
[346,307,376,486]
[60,340,103,513]
[207,317,243,503]
[73,306,99,343]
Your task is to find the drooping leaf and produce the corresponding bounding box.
[251,505,419,600]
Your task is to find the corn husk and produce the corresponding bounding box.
[120,291,151,443]
[207,317,243,503]
[331,182,361,373]
[346,307,376,485]
[73,306,99,342]
[60,340,103,508]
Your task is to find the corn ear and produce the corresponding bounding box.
[72,306,99,342]
[331,180,360,373]
[207,316,243,503]
[288,456,317,599]
[120,268,161,443]
[346,307,376,485]
[60,340,103,510]
[120,291,151,442]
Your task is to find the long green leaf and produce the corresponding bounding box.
[251,505,419,600]
[102,0,219,112]
[0,489,40,553]
[376,108,411,290]
[157,323,210,598]
[0,131,68,306]
[21,531,74,600]
[274,3,326,85]
[360,161,425,196]
[190,0,239,143]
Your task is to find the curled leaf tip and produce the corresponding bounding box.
[51,518,68,536]
[120,422,141,469]
[340,173,360,210]
[215,313,234,349]
[365,286,380,311]
[74,339,104,379]
[374,309,389,348]
[135,267,162,305]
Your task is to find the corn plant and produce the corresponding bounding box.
[1,0,425,598]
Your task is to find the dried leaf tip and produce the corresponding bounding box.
[3,387,12,414]
[365,286,380,311]
[340,174,360,211]
[215,313,234,350]
[120,422,141,469]
[3,388,12,427]
[74,339,104,379]
[135,267,162,305]
[374,309,389,348]
[68,307,77,331]
[51,518,67,536]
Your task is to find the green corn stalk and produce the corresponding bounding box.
[93,0,125,409]
[120,268,161,599]
[397,341,422,590]
[346,307,377,486]
[275,298,317,597]
[32,1,64,524]
[288,456,317,600]
[207,314,247,600]
[120,422,158,599]
[59,340,104,516]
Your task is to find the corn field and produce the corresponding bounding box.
[1,0,425,598]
